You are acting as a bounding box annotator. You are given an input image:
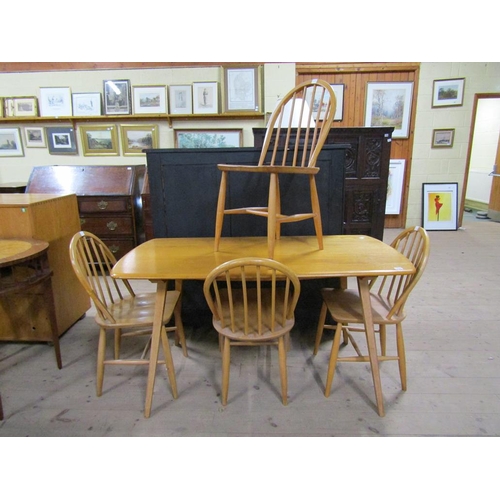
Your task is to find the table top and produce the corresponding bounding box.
[112,235,415,281]
[0,238,49,267]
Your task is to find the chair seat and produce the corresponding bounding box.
[218,164,320,175]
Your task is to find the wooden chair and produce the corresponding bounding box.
[69,231,187,402]
[214,79,336,258]
[203,257,301,406]
[314,226,430,401]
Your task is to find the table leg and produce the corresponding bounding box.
[357,276,385,417]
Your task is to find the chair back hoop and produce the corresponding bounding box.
[375,226,430,319]
[260,79,336,169]
[203,257,301,336]
[69,230,135,323]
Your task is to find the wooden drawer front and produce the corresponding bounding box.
[80,216,134,236]
[100,238,135,259]
[79,197,130,214]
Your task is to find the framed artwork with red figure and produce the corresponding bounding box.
[422,182,458,230]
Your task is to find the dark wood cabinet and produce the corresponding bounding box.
[141,171,154,241]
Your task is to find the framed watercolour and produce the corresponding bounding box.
[39,87,72,117]
[175,129,243,148]
[169,85,192,115]
[103,79,131,115]
[432,78,465,108]
[24,126,46,148]
[365,82,413,138]
[222,66,262,112]
[192,82,218,114]
[0,128,24,156]
[72,92,102,116]
[80,125,119,156]
[422,182,458,231]
[120,124,158,155]
[305,83,345,121]
[46,126,78,155]
[385,159,405,215]
[13,97,38,117]
[432,128,455,148]
[132,85,167,114]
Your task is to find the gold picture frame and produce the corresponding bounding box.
[120,124,158,155]
[80,124,119,156]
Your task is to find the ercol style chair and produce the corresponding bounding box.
[314,226,430,402]
[69,231,187,402]
[203,257,301,406]
[214,79,337,258]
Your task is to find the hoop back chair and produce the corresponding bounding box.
[69,231,187,403]
[314,226,430,404]
[214,79,337,258]
[203,257,301,406]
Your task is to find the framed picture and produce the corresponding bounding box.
[175,129,243,148]
[132,85,167,114]
[3,98,15,117]
[72,92,102,117]
[432,128,455,148]
[46,126,78,155]
[365,82,413,138]
[120,124,158,155]
[422,182,458,231]
[103,79,131,115]
[192,82,218,114]
[39,87,72,117]
[0,97,3,118]
[432,78,465,108]
[222,66,262,113]
[304,83,345,121]
[169,85,192,115]
[385,159,405,215]
[80,125,119,156]
[13,97,38,117]
[0,128,24,156]
[24,126,46,148]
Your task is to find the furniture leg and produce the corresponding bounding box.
[309,176,324,250]
[267,173,278,258]
[278,336,288,405]
[214,171,227,251]
[313,301,328,355]
[221,337,231,405]
[96,327,106,397]
[325,322,343,397]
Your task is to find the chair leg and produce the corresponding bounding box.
[396,323,407,391]
[214,171,227,251]
[278,336,288,405]
[267,172,278,258]
[309,176,324,250]
[96,327,107,397]
[221,337,231,406]
[379,324,387,356]
[313,301,328,355]
[325,322,343,397]
[114,328,121,359]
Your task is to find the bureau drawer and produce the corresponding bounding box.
[100,238,135,258]
[79,216,134,236]
[78,196,131,213]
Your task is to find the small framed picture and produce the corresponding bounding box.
[39,87,72,117]
[331,84,344,121]
[222,66,262,113]
[24,126,46,148]
[132,85,167,114]
[3,98,15,117]
[13,97,38,117]
[80,125,119,156]
[175,129,243,148]
[169,85,192,115]
[432,128,455,148]
[432,78,465,108]
[0,97,3,118]
[0,128,24,156]
[120,124,159,155]
[385,159,405,215]
[46,126,78,155]
[422,182,458,231]
[192,82,218,114]
[72,92,102,116]
[103,79,131,115]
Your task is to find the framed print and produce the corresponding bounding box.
[103,79,131,115]
[169,85,192,115]
[192,82,218,114]
[432,78,465,108]
[0,97,3,118]
[304,83,345,121]
[175,129,243,148]
[365,82,413,138]
[46,126,78,155]
[39,87,72,117]
[385,159,405,215]
[80,125,119,156]
[132,85,167,114]
[120,124,158,155]
[222,66,262,112]
[72,92,102,116]
[422,182,458,231]
[432,128,455,148]
[0,128,24,156]
[24,126,46,148]
[13,97,38,117]
[3,98,15,117]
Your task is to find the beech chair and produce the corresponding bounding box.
[313,226,430,402]
[203,257,301,406]
[214,79,337,258]
[69,231,187,403]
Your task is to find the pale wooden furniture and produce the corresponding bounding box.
[69,231,186,408]
[203,257,301,406]
[214,80,337,258]
[112,234,415,417]
[314,226,430,410]
[0,194,90,353]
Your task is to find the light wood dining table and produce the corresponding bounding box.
[112,235,415,417]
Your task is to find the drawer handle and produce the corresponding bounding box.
[107,221,118,231]
[97,200,109,210]
[80,218,86,226]
[109,245,120,254]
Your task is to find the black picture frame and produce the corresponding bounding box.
[46,126,78,155]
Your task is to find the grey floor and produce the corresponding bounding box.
[1,214,499,437]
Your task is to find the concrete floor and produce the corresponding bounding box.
[1,216,499,438]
